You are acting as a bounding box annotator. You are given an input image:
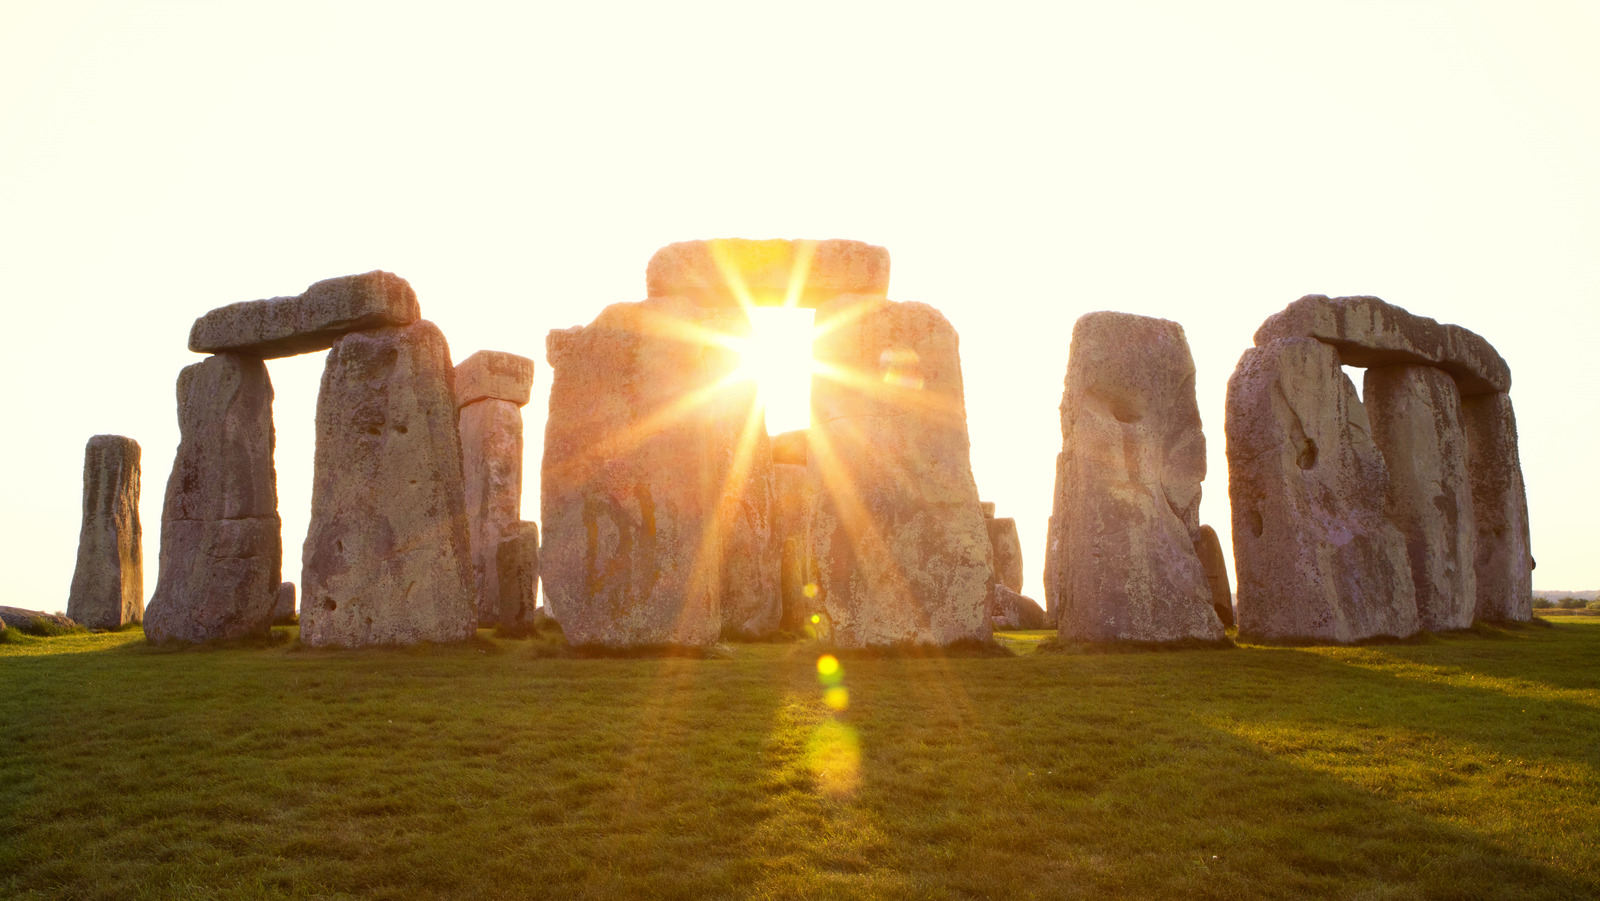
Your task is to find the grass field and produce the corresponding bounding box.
[2,620,1597,900]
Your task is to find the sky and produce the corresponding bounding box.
[3,0,1597,616]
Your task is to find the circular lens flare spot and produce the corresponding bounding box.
[823,686,850,711]
[817,654,840,677]
[805,720,861,798]
[803,583,819,599]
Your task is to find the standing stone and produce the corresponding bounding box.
[773,461,818,631]
[541,298,741,648]
[1462,392,1533,621]
[273,582,297,625]
[1365,365,1477,631]
[1193,525,1235,629]
[1048,313,1222,644]
[496,521,541,635]
[986,516,1023,594]
[808,296,991,647]
[300,321,475,647]
[1226,338,1419,642]
[146,354,281,643]
[67,435,143,630]
[455,350,535,627]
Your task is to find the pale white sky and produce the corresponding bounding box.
[3,1,1597,614]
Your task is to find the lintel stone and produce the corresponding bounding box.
[188,271,419,359]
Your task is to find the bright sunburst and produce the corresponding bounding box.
[737,306,815,435]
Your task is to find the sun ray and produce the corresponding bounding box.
[782,239,818,308]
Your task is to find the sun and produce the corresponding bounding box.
[737,306,815,435]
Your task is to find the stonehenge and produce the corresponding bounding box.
[1046,313,1225,644]
[98,255,1531,654]
[67,435,144,630]
[1228,294,1531,641]
[455,350,536,626]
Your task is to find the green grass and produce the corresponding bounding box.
[2,621,1597,900]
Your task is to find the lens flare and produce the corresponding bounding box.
[823,686,850,711]
[805,719,861,798]
[817,654,840,677]
[737,307,815,434]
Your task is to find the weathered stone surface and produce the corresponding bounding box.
[188,271,420,359]
[541,297,763,648]
[979,501,996,519]
[808,295,991,647]
[986,517,1023,594]
[146,354,281,644]
[1254,295,1509,395]
[272,582,297,625]
[300,321,475,647]
[1226,338,1419,642]
[455,350,535,408]
[990,586,1048,631]
[1193,525,1235,629]
[773,462,818,631]
[1462,392,1533,621]
[771,429,808,465]
[1048,313,1224,644]
[67,435,143,630]
[1366,365,1478,632]
[459,398,525,626]
[710,379,781,640]
[496,521,541,634]
[647,239,890,308]
[0,607,77,633]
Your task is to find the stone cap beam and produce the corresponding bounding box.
[188,271,420,359]
[455,350,535,408]
[1253,294,1509,395]
[646,238,889,308]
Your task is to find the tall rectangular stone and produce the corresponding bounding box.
[1226,338,1418,642]
[146,354,281,643]
[66,435,143,630]
[455,350,536,627]
[1462,392,1533,621]
[300,321,475,647]
[807,296,991,647]
[1365,364,1477,631]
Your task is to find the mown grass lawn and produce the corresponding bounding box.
[1,620,1597,900]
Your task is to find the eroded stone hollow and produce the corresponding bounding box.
[542,239,991,649]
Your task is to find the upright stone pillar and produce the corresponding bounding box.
[540,299,735,648]
[1226,338,1418,642]
[146,354,281,643]
[300,321,475,647]
[1047,312,1223,644]
[1365,364,1477,631]
[496,521,541,635]
[1193,525,1234,629]
[1462,392,1533,621]
[808,296,991,647]
[985,514,1024,594]
[454,350,535,627]
[66,435,144,630]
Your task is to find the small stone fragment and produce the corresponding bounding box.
[66,435,144,630]
[299,321,476,647]
[979,501,996,519]
[1462,392,1533,622]
[187,271,420,359]
[0,607,78,634]
[1226,337,1418,642]
[1192,525,1235,629]
[273,582,297,625]
[496,521,541,636]
[1254,294,1509,395]
[1365,364,1477,632]
[990,586,1047,630]
[145,354,281,644]
[1048,312,1223,644]
[647,239,890,308]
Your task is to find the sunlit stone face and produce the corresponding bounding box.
[738,307,815,434]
